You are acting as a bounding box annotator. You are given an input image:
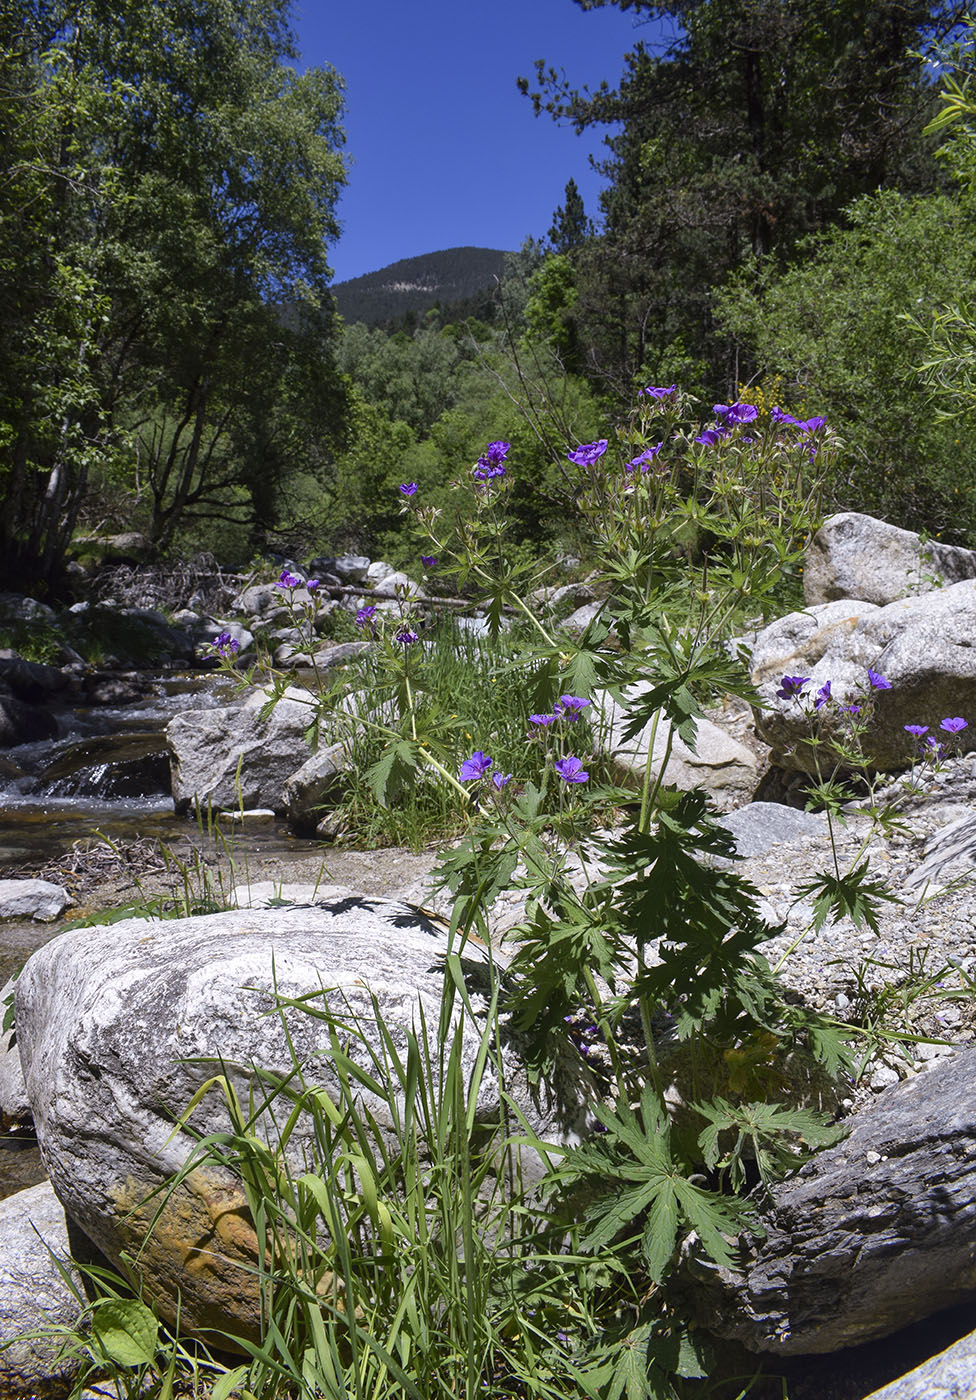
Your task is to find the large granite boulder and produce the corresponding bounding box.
[166,684,318,813]
[805,512,976,606]
[0,1182,86,1398]
[684,1045,976,1355]
[15,895,589,1343]
[749,582,976,771]
[865,1328,976,1400]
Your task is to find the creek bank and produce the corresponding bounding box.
[5,515,976,1396]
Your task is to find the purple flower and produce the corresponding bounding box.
[867,669,891,690]
[639,384,676,399]
[555,755,589,784]
[394,627,419,646]
[800,416,827,433]
[695,427,723,447]
[714,402,759,428]
[940,717,968,733]
[555,694,590,717]
[776,675,809,700]
[355,605,377,629]
[399,483,418,497]
[482,440,510,465]
[305,578,320,593]
[842,704,862,716]
[567,440,608,467]
[626,444,663,473]
[473,461,507,481]
[771,407,802,427]
[420,555,437,568]
[491,771,512,789]
[814,681,832,710]
[459,750,493,781]
[529,712,558,726]
[904,724,929,737]
[213,630,241,656]
[276,568,301,589]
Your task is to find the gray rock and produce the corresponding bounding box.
[718,802,825,859]
[685,1044,976,1355]
[0,1182,86,1397]
[805,512,976,607]
[371,569,424,599]
[0,880,71,922]
[0,975,29,1125]
[332,553,370,583]
[750,582,976,771]
[282,741,349,830]
[0,593,57,624]
[16,897,590,1342]
[864,1328,976,1399]
[166,684,317,814]
[0,695,59,747]
[365,560,394,584]
[0,653,69,699]
[905,810,976,891]
[597,685,758,810]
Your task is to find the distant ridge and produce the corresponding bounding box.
[333,246,510,326]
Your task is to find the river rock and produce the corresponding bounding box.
[718,802,825,859]
[0,880,71,922]
[0,977,29,1126]
[166,684,318,814]
[805,512,976,606]
[0,695,59,746]
[684,1044,976,1355]
[15,896,589,1342]
[864,1328,976,1399]
[597,685,758,810]
[370,569,424,599]
[0,1181,86,1398]
[282,741,349,830]
[750,582,976,771]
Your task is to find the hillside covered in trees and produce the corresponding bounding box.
[333,247,510,327]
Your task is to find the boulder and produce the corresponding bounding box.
[16,896,589,1342]
[805,512,976,607]
[282,741,349,830]
[0,695,59,747]
[864,1328,976,1400]
[0,880,71,922]
[718,802,825,860]
[684,1045,976,1355]
[0,976,29,1126]
[370,569,424,599]
[331,553,370,583]
[166,684,317,814]
[749,582,976,771]
[0,1181,86,1398]
[597,685,758,810]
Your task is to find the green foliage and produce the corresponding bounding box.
[0,0,347,583]
[520,0,956,390]
[719,187,976,538]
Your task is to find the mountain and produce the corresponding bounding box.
[332,246,511,326]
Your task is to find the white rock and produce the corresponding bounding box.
[0,879,71,922]
[805,512,976,607]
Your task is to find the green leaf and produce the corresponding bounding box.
[89,1298,158,1367]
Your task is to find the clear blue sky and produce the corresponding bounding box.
[292,1,671,283]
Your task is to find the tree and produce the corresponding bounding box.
[0,0,347,584]
[521,1,967,392]
[548,177,592,253]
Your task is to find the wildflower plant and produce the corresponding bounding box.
[200,391,869,1396]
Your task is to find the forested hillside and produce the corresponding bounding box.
[333,247,510,326]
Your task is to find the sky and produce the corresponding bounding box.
[292,1,672,284]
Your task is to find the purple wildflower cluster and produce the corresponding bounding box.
[776,671,969,761]
[626,444,663,474]
[694,401,758,447]
[399,482,418,497]
[529,694,591,726]
[638,384,676,400]
[771,407,827,435]
[211,630,240,658]
[473,441,510,481]
[567,440,608,467]
[459,750,512,788]
[276,568,301,589]
[355,605,377,630]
